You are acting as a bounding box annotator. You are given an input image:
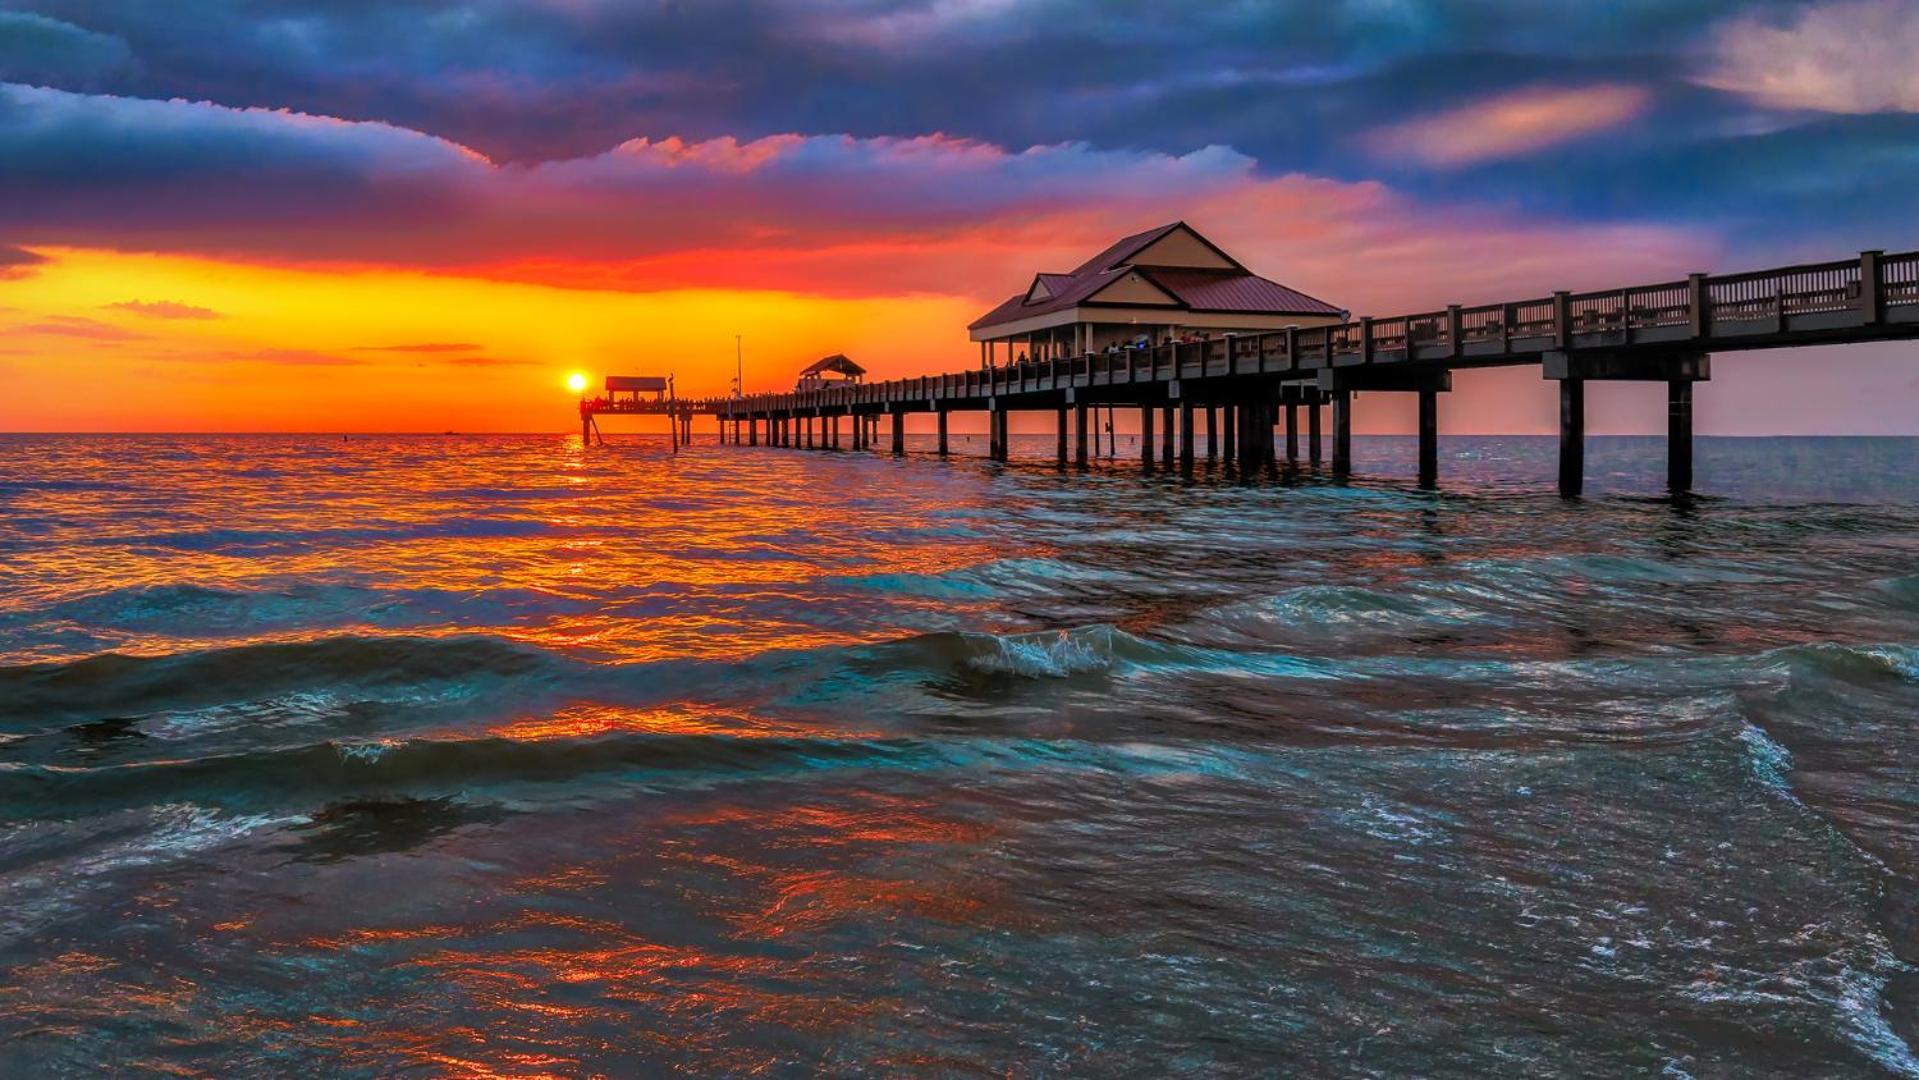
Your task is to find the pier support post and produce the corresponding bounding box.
[1204,407,1217,463]
[1056,406,1069,466]
[1075,403,1089,467]
[892,410,906,456]
[1235,403,1252,468]
[1308,399,1323,465]
[1418,389,1438,490]
[1179,402,1195,471]
[937,410,949,456]
[1558,379,1584,498]
[1161,403,1176,467]
[1668,379,1693,495]
[806,414,815,450]
[1222,405,1236,466]
[1332,391,1352,476]
[1140,405,1155,469]
[581,417,591,446]
[989,405,1008,462]
[1285,401,1298,463]
[1544,349,1707,498]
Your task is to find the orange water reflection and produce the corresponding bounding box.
[235,788,1019,1073]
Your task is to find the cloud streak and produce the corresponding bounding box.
[1363,84,1653,167]
[104,299,221,319]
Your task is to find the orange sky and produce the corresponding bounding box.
[5,244,1916,437]
[0,248,981,432]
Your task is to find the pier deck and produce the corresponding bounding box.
[591,249,1919,495]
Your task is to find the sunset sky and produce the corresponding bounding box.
[1,0,1915,433]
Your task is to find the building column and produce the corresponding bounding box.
[1559,379,1584,499]
[1418,389,1438,490]
[937,410,949,456]
[1140,405,1155,469]
[1668,379,1693,495]
[1332,391,1352,476]
[1074,403,1089,467]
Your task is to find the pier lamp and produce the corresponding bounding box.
[566,372,588,395]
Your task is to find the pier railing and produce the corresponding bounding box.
[698,249,1919,417]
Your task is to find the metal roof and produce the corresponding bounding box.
[969,223,1341,332]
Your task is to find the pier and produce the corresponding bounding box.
[588,236,1918,497]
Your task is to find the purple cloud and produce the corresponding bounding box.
[0,243,49,279]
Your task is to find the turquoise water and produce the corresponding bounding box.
[1,434,1916,1076]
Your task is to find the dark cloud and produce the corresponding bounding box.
[0,11,131,87]
[0,242,48,278]
[0,1,1820,163]
[0,0,1907,287]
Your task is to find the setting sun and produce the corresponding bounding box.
[566,372,589,395]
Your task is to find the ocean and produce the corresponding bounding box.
[1,433,1916,1076]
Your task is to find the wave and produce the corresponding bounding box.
[0,633,567,725]
[0,724,1159,824]
[1766,641,1919,686]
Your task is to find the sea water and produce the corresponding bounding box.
[0,433,1915,1076]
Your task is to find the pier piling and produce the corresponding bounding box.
[1668,380,1693,495]
[1558,380,1584,499]
[1331,391,1352,476]
[1418,389,1438,490]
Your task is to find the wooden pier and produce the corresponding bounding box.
[590,248,1919,496]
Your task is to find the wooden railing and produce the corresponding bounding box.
[696,249,1917,416]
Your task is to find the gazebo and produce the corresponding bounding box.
[967,221,1347,366]
[795,354,865,391]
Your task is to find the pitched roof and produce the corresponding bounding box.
[969,221,1342,332]
[1139,268,1339,316]
[800,353,864,377]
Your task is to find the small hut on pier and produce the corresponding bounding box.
[967,222,1347,366]
[795,354,865,391]
[603,375,670,404]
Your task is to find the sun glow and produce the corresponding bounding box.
[0,247,979,432]
[566,372,588,394]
